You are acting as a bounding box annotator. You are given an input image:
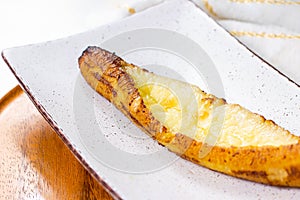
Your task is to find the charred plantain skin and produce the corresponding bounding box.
[79,46,300,187]
[78,46,166,138]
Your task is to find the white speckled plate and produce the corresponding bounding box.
[2,0,300,199]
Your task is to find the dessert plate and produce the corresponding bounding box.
[2,0,300,199]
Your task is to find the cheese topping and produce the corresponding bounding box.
[126,66,298,147]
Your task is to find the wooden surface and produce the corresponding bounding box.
[0,86,113,200]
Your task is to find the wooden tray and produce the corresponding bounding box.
[0,86,112,199]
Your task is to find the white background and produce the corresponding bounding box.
[0,0,141,97]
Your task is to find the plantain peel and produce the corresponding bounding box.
[78,46,300,187]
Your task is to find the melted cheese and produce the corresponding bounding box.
[126,67,298,147]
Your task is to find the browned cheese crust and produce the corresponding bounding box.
[79,46,300,187]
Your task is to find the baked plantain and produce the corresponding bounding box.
[78,46,300,187]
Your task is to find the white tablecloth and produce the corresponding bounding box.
[193,0,300,84]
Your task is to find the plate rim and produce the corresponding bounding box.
[1,59,123,200]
